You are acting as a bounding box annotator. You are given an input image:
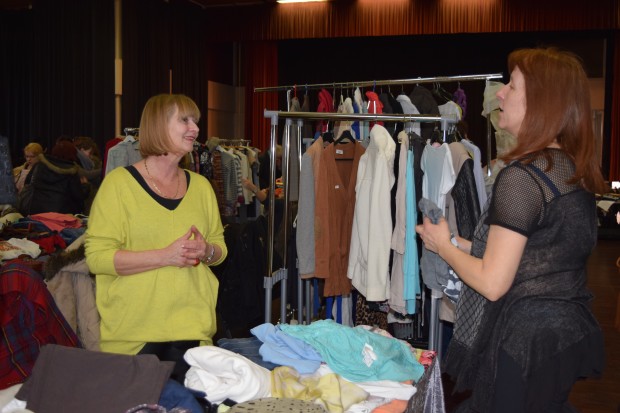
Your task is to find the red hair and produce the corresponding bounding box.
[500,48,607,194]
[51,141,78,162]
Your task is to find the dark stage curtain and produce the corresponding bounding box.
[0,10,33,162]
[121,0,211,143]
[203,0,617,42]
[243,41,278,152]
[0,0,114,163]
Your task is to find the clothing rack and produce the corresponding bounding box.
[262,110,460,355]
[123,127,139,136]
[217,138,251,146]
[256,72,502,172]
[208,138,261,220]
[258,72,501,356]
[254,73,503,93]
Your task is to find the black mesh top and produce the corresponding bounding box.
[487,148,586,237]
[444,148,604,412]
[480,149,598,286]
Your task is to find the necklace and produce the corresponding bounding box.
[144,158,180,199]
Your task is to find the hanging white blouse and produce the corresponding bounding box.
[348,124,396,302]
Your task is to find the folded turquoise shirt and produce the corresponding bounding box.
[280,319,424,383]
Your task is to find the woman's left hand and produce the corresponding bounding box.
[181,225,209,266]
[415,217,452,254]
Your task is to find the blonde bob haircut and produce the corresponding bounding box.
[24,142,43,156]
[139,94,201,157]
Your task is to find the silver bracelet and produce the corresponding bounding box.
[203,244,215,263]
[450,233,459,248]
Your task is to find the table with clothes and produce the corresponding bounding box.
[0,210,444,413]
[0,211,86,264]
[1,319,443,413]
[212,321,444,413]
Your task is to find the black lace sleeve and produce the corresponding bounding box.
[485,163,544,237]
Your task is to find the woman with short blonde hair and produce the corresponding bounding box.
[13,142,43,193]
[86,94,226,383]
[139,94,201,157]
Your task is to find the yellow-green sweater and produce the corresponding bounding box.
[85,167,227,355]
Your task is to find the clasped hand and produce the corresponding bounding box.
[166,225,209,268]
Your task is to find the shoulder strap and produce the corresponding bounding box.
[525,163,561,197]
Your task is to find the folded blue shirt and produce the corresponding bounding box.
[251,323,322,374]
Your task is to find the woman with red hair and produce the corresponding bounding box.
[417,48,607,412]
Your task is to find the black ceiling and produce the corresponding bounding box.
[0,0,280,10]
[0,0,31,10]
[188,0,275,7]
